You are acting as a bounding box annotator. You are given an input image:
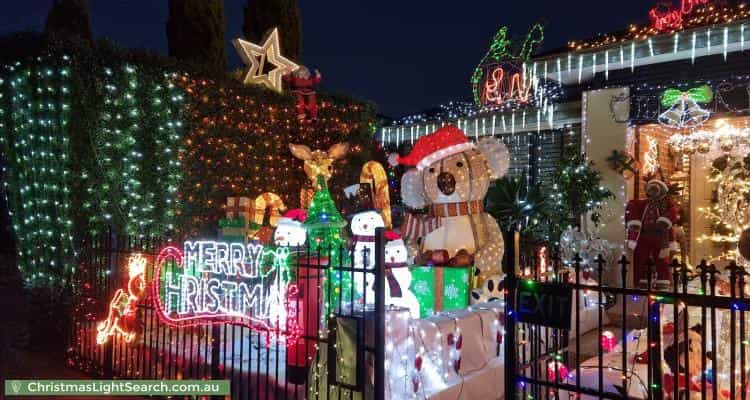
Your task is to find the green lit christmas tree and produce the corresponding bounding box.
[304,176,347,256]
[303,176,352,314]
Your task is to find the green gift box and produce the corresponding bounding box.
[220,234,245,243]
[219,227,247,243]
[218,218,249,243]
[219,217,247,228]
[410,265,472,317]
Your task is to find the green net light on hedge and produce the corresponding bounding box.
[0,61,76,287]
[0,35,377,288]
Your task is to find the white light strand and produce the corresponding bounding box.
[648,38,654,57]
[742,24,746,50]
[578,54,584,83]
[605,50,609,80]
[692,31,697,64]
[724,26,729,60]
[592,53,597,77]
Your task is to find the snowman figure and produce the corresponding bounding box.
[350,209,385,305]
[266,209,307,326]
[351,210,385,269]
[274,209,307,247]
[384,231,420,319]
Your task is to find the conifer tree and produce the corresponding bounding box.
[243,0,302,61]
[167,0,227,75]
[44,0,93,43]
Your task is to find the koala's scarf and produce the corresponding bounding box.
[401,213,442,241]
[401,200,484,241]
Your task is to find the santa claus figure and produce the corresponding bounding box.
[285,66,322,122]
[626,179,679,285]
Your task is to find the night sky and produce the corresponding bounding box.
[0,0,660,117]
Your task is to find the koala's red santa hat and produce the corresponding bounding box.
[388,125,474,171]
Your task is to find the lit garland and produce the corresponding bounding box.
[568,2,750,51]
[669,119,750,154]
[697,153,750,260]
[390,101,479,127]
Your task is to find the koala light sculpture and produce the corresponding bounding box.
[395,125,510,284]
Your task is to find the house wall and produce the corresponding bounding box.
[581,88,630,285]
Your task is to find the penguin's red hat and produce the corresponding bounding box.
[384,230,401,241]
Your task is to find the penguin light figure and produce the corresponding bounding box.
[384,231,420,319]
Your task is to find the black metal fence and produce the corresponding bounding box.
[66,230,386,400]
[504,230,750,400]
[66,228,750,400]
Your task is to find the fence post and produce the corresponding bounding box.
[503,229,518,400]
[210,325,221,380]
[646,259,663,400]
[373,227,386,400]
[209,325,222,400]
[102,228,116,378]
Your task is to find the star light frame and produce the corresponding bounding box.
[232,28,299,93]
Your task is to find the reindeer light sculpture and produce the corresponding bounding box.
[289,142,349,208]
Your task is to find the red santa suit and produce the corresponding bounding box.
[285,67,322,121]
[626,180,679,284]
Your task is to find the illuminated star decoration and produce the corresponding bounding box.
[232,28,299,93]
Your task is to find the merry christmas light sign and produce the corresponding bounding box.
[153,241,300,341]
[649,0,712,32]
[98,240,301,346]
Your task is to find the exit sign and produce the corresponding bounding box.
[516,281,573,330]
